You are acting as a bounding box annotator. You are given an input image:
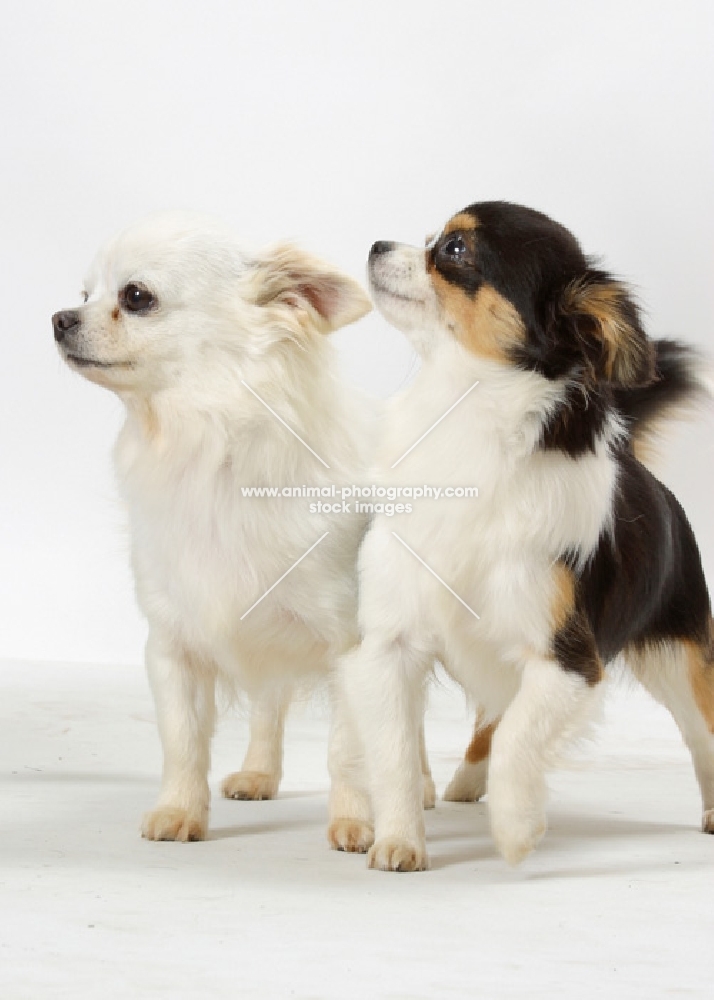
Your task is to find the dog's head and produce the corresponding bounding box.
[369,201,655,388]
[53,211,371,395]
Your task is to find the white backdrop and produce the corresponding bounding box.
[1,0,712,666]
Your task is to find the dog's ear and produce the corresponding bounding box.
[559,270,656,387]
[253,244,372,333]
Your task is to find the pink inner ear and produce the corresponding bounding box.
[295,280,338,320]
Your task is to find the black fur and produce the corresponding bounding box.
[564,451,711,667]
[431,202,586,342]
[539,382,610,457]
[540,338,703,458]
[431,201,663,458]
[430,201,634,381]
[613,339,705,442]
[552,607,602,685]
[435,202,711,676]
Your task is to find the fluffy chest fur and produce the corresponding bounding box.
[115,380,371,682]
[360,347,618,658]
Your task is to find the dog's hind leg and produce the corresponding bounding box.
[443,711,497,803]
[629,631,714,833]
[142,631,216,842]
[419,721,437,809]
[221,686,291,801]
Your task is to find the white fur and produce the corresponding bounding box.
[57,210,390,845]
[340,240,621,869]
[442,756,489,803]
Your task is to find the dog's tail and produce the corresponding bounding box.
[615,338,712,466]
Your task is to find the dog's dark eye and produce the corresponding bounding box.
[440,235,469,260]
[120,283,157,314]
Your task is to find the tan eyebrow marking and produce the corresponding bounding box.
[442,212,480,235]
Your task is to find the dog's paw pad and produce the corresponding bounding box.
[141,806,207,842]
[221,771,279,801]
[328,818,374,853]
[367,838,428,872]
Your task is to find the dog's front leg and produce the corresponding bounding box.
[326,672,375,854]
[488,655,602,865]
[418,720,437,809]
[141,631,215,842]
[221,686,291,801]
[341,636,429,872]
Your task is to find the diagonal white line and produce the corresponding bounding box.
[240,532,330,620]
[391,381,479,468]
[391,532,480,620]
[241,380,330,469]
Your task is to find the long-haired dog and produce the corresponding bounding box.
[341,201,713,871]
[53,211,432,848]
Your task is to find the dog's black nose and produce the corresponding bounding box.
[370,241,395,258]
[52,310,81,343]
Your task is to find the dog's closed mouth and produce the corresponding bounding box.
[65,354,133,369]
[369,279,424,306]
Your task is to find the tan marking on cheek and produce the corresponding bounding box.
[464,716,498,764]
[111,306,120,321]
[431,274,526,362]
[684,634,714,734]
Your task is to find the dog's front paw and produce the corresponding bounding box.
[443,760,488,803]
[141,806,208,842]
[221,770,279,801]
[367,837,429,872]
[702,808,714,834]
[489,800,546,866]
[328,818,375,853]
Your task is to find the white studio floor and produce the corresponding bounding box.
[1,660,712,1000]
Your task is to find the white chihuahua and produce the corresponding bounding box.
[54,211,434,848]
